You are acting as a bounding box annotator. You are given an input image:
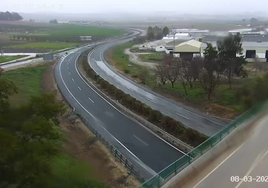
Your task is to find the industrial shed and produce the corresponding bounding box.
[173,40,202,59]
[201,41,268,62]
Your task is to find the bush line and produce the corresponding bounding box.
[80,53,208,147]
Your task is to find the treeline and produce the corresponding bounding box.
[49,19,58,24]
[9,35,108,43]
[134,26,170,43]
[0,11,23,21]
[0,69,107,188]
[80,53,207,147]
[146,26,170,41]
[156,34,247,100]
[155,33,268,109]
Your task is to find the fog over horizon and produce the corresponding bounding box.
[1,0,268,15]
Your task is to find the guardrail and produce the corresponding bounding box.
[137,101,268,188]
[79,114,144,182]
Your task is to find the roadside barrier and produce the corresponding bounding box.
[79,114,144,182]
[137,101,268,188]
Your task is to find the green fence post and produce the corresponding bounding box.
[175,162,177,174]
[157,175,161,188]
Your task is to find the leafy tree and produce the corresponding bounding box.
[25,93,66,124]
[49,19,58,24]
[0,11,23,21]
[217,33,245,89]
[199,43,221,100]
[236,74,268,109]
[162,26,170,36]
[0,68,17,113]
[146,26,154,41]
[153,26,163,40]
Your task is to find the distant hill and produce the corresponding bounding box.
[0,11,23,21]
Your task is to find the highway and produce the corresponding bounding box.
[54,46,185,180]
[88,31,228,136]
[182,113,268,188]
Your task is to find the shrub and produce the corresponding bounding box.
[148,110,163,123]
[161,116,178,132]
[124,69,130,74]
[132,74,138,79]
[183,128,207,147]
[80,50,208,147]
[115,89,124,100]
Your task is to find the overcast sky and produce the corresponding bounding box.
[1,0,268,14]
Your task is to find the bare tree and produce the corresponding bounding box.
[156,61,168,85]
[253,58,268,75]
[163,55,180,88]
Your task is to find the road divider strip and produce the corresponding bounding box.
[77,49,204,153]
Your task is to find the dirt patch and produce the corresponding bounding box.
[41,61,140,188]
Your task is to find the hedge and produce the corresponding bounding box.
[80,53,208,147]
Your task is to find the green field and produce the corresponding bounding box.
[2,65,46,107]
[8,42,80,49]
[0,55,27,63]
[47,24,123,36]
[110,42,143,76]
[139,52,164,62]
[1,65,108,188]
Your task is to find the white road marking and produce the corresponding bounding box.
[147,98,156,104]
[88,97,94,103]
[59,55,157,177]
[69,72,71,75]
[193,142,246,188]
[134,135,149,146]
[84,49,188,156]
[78,86,82,91]
[235,149,268,188]
[67,67,69,70]
[176,112,190,120]
[184,108,224,126]
[72,78,75,82]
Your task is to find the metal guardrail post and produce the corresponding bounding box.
[115,149,118,157]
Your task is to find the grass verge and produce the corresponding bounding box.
[2,64,110,188]
[8,42,80,49]
[107,41,144,76]
[2,65,46,107]
[80,51,207,147]
[107,42,243,119]
[139,52,164,62]
[0,55,27,63]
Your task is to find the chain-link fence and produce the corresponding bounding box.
[137,101,268,188]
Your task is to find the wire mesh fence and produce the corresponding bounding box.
[79,114,144,181]
[137,101,268,188]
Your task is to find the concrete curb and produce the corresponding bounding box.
[77,52,193,153]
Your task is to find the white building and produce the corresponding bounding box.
[201,41,268,62]
[139,40,166,51]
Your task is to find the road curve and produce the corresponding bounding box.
[54,46,185,180]
[88,31,228,136]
